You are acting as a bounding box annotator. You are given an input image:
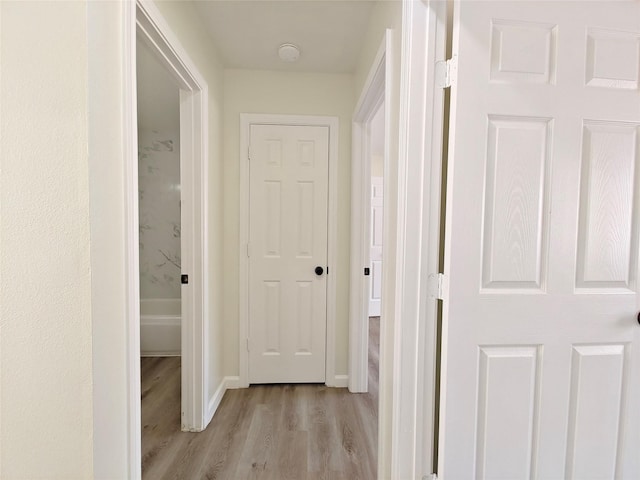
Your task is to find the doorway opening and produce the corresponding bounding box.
[136,34,183,471]
[367,101,385,403]
[349,34,389,396]
[125,2,211,476]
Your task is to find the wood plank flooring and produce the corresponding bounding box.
[141,317,380,479]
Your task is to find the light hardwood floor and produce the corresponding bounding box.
[141,317,380,479]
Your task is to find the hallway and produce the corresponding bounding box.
[141,318,379,479]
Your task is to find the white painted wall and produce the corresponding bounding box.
[223,69,354,377]
[352,2,403,479]
[1,2,94,478]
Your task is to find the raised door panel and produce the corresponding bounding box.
[565,345,626,480]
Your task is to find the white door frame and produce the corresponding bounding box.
[389,0,447,478]
[123,0,210,475]
[239,113,339,388]
[349,33,389,393]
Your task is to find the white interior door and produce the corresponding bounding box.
[248,124,329,384]
[369,177,384,316]
[439,2,640,478]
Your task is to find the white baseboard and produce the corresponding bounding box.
[140,314,181,356]
[224,376,243,389]
[206,378,226,424]
[331,374,349,388]
[205,376,243,424]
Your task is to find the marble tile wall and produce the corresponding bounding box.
[138,128,181,300]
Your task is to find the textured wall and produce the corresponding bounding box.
[138,129,182,300]
[1,2,94,477]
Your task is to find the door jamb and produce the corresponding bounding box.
[123,1,210,475]
[390,0,447,478]
[349,34,389,393]
[239,113,340,388]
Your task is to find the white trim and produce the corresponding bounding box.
[349,34,389,394]
[206,378,227,423]
[239,113,339,388]
[223,376,243,389]
[122,3,141,478]
[123,3,211,474]
[390,1,447,479]
[205,375,246,423]
[333,374,350,388]
[203,376,243,423]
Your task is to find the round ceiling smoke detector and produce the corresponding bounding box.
[278,43,300,63]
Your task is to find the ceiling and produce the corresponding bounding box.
[192,0,376,73]
[136,39,180,131]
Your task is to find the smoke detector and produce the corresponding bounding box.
[278,43,300,63]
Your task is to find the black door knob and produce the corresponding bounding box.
[637,311,640,325]
[315,266,324,276]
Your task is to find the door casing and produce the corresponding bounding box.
[388,1,448,478]
[239,113,340,388]
[121,1,210,477]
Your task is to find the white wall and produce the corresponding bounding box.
[352,1,403,478]
[223,69,355,378]
[1,2,94,477]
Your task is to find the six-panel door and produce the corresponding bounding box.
[440,2,640,478]
[248,124,329,384]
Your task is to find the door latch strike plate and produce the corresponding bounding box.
[181,274,189,285]
[364,267,370,276]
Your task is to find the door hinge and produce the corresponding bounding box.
[246,243,251,258]
[246,338,250,352]
[436,56,457,88]
[248,147,251,161]
[428,273,447,301]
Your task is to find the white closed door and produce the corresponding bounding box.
[369,177,383,316]
[440,1,640,479]
[248,124,329,384]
